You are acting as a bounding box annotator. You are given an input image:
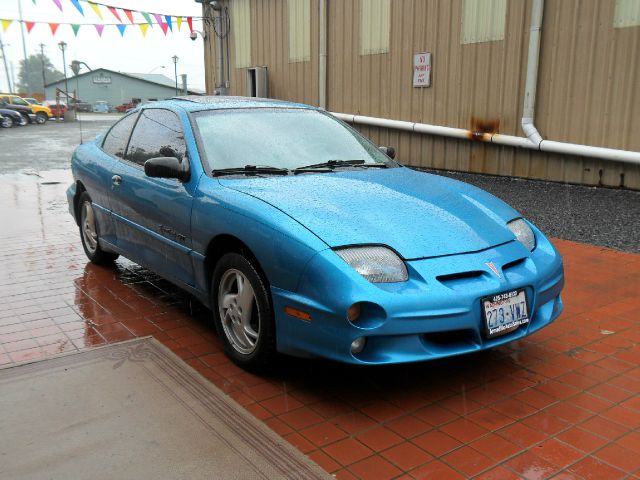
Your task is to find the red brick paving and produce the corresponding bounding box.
[0,178,639,479]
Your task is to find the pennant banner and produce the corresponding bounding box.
[187,17,193,33]
[70,0,84,16]
[141,12,153,26]
[165,16,173,32]
[52,0,62,12]
[1,19,12,32]
[123,9,134,24]
[116,24,126,37]
[139,23,149,37]
[94,23,104,36]
[88,2,103,19]
[71,24,81,36]
[25,21,35,33]
[176,17,183,31]
[160,22,168,35]
[49,22,59,35]
[107,6,121,22]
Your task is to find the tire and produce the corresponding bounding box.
[78,192,119,265]
[35,112,48,124]
[16,115,27,126]
[1,117,12,128]
[211,253,276,371]
[20,112,30,124]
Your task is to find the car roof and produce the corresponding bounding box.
[138,96,319,113]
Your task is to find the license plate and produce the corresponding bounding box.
[483,289,529,338]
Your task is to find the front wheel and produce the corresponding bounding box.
[0,117,12,128]
[35,112,48,124]
[212,253,276,371]
[78,192,119,265]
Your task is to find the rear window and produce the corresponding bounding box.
[101,113,138,159]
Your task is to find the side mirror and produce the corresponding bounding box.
[379,146,396,159]
[144,156,190,182]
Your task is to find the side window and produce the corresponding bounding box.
[102,113,138,159]
[125,109,186,167]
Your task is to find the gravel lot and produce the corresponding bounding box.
[424,169,640,254]
[1,117,637,253]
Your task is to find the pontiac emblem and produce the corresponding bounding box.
[486,261,502,279]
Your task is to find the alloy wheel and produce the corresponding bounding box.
[217,269,260,355]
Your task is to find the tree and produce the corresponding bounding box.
[17,53,64,94]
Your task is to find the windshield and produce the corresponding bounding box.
[12,97,29,106]
[193,108,394,172]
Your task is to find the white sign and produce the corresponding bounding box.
[92,75,112,84]
[413,52,431,87]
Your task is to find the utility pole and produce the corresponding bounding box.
[172,55,179,95]
[17,0,29,93]
[0,31,12,92]
[39,43,46,92]
[58,41,69,100]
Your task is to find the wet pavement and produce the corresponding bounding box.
[0,121,639,479]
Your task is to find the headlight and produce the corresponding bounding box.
[335,246,408,283]
[507,218,536,251]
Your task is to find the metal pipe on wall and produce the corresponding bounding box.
[521,0,544,145]
[319,0,328,110]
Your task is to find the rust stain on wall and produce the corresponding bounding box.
[468,117,500,142]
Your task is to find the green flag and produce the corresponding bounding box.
[141,12,153,26]
[71,24,81,36]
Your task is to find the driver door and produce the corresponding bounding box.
[110,108,196,287]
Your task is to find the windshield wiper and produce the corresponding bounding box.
[293,159,388,174]
[212,165,289,177]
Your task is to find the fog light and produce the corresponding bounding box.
[347,303,362,323]
[350,337,366,354]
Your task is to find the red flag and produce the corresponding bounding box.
[160,22,168,35]
[107,7,122,22]
[49,23,59,35]
[25,21,35,33]
[123,9,134,24]
[187,17,193,33]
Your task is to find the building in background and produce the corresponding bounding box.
[202,0,640,189]
[44,68,200,108]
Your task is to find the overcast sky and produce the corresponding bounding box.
[0,0,206,92]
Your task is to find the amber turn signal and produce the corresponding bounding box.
[284,306,312,322]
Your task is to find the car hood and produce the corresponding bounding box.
[221,167,520,259]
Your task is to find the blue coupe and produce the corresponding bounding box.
[67,96,564,369]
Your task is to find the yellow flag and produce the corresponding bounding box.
[176,17,183,31]
[88,2,103,19]
[139,23,149,37]
[1,19,12,32]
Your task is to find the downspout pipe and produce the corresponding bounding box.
[521,0,544,145]
[211,1,227,95]
[319,0,328,110]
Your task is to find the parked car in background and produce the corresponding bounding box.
[0,113,11,128]
[43,100,68,118]
[67,97,565,370]
[0,98,37,124]
[0,108,28,126]
[115,98,141,113]
[23,97,42,106]
[74,102,92,112]
[93,101,109,113]
[0,94,51,123]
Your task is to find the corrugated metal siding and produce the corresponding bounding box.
[203,0,640,189]
[360,0,391,54]
[614,0,640,28]
[461,0,507,44]
[288,0,312,62]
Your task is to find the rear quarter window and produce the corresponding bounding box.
[101,113,138,159]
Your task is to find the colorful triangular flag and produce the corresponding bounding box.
[141,12,153,26]
[25,21,35,33]
[153,13,163,26]
[52,0,62,11]
[88,2,103,20]
[139,23,149,37]
[70,0,83,16]
[165,16,173,32]
[108,7,121,22]
[71,24,81,36]
[94,24,104,36]
[1,19,12,32]
[116,24,126,37]
[187,17,193,33]
[49,22,59,35]
[123,9,134,24]
[176,17,183,31]
[160,22,168,35]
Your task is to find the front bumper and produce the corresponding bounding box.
[272,230,564,364]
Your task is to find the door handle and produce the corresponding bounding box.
[112,175,122,187]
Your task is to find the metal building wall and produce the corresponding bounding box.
[203,0,640,189]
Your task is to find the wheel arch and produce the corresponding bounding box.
[73,181,87,225]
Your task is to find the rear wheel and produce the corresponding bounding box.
[78,192,119,265]
[212,253,276,371]
[35,112,48,124]
[0,116,12,128]
[20,112,30,124]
